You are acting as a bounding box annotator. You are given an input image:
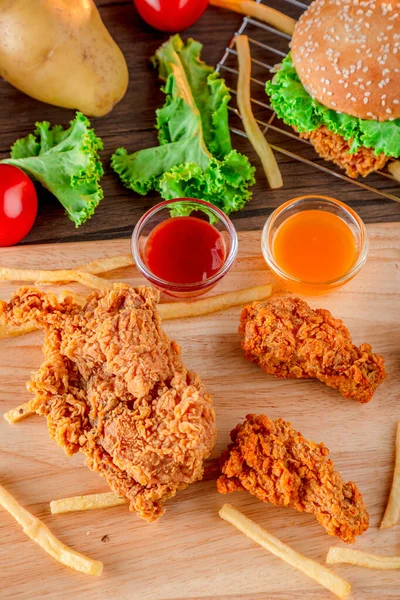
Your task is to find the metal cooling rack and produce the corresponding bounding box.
[216,0,400,203]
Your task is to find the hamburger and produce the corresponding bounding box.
[266,0,400,178]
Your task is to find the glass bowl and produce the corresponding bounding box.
[261,195,369,295]
[131,198,238,298]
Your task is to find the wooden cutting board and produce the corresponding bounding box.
[0,226,399,600]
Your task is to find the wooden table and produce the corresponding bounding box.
[0,0,399,247]
[1,228,399,600]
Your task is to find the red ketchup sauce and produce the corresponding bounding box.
[144,216,226,284]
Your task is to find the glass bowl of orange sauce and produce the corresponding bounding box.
[262,195,368,295]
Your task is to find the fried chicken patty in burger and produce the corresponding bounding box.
[266,0,400,178]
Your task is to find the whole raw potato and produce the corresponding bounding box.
[0,0,129,116]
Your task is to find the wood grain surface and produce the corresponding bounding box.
[0,227,399,599]
[0,0,399,247]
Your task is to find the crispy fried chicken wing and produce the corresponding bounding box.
[240,296,385,403]
[0,285,217,521]
[217,414,369,543]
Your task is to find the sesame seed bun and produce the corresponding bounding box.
[291,0,400,122]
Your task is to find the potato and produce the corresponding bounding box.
[0,0,129,116]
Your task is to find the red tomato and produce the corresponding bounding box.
[133,0,209,32]
[0,165,38,247]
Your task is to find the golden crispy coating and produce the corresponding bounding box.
[240,296,386,403]
[0,285,216,521]
[300,126,389,179]
[217,414,369,543]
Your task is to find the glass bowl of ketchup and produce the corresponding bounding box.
[262,195,368,295]
[131,198,238,297]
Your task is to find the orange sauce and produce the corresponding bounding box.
[273,210,356,284]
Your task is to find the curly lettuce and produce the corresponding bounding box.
[112,35,255,216]
[1,112,104,227]
[266,54,400,157]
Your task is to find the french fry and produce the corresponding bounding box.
[219,504,351,600]
[0,320,38,339]
[388,160,400,182]
[0,267,111,290]
[77,254,133,274]
[235,35,283,189]
[38,255,134,285]
[158,284,272,320]
[3,401,35,424]
[380,422,400,529]
[327,546,400,570]
[0,484,103,576]
[1,255,133,288]
[209,0,296,35]
[50,492,126,514]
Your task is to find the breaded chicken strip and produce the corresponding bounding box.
[240,296,385,403]
[300,126,389,179]
[217,414,369,543]
[0,284,217,521]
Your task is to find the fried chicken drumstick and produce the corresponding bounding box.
[217,415,369,543]
[0,285,217,521]
[240,296,386,403]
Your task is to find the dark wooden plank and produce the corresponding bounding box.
[0,0,399,246]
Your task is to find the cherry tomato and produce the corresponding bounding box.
[0,165,38,247]
[133,0,209,32]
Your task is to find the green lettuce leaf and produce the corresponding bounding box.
[266,54,400,157]
[152,35,232,159]
[1,112,104,227]
[112,34,255,216]
[160,151,254,214]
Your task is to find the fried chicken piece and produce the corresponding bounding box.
[0,284,217,521]
[300,125,389,178]
[240,296,385,403]
[217,414,369,543]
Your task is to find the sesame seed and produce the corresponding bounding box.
[293,0,399,115]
